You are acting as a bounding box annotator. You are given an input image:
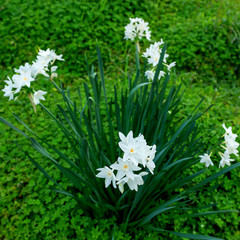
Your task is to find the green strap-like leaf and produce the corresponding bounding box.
[0,117,28,138]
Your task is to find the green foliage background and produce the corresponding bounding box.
[0,0,240,239]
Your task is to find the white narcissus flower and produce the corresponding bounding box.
[145,70,165,81]
[118,132,147,166]
[117,172,148,193]
[38,48,64,63]
[145,145,156,174]
[2,48,63,105]
[167,62,176,71]
[224,139,239,156]
[145,70,155,81]
[118,131,156,171]
[33,90,47,105]
[219,151,235,168]
[158,71,165,80]
[51,66,58,72]
[110,157,141,181]
[35,55,51,68]
[14,62,31,74]
[12,70,34,93]
[143,40,176,74]
[2,76,15,101]
[31,60,49,78]
[96,166,116,188]
[199,153,214,168]
[222,123,237,139]
[119,131,134,144]
[19,70,35,88]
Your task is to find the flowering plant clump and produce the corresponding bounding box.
[1,17,239,239]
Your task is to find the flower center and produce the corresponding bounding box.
[123,165,128,170]
[24,77,27,81]
[107,172,112,177]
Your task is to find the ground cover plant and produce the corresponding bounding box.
[1,15,240,240]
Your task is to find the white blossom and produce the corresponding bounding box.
[118,132,147,166]
[199,153,214,168]
[33,90,47,105]
[96,166,116,188]
[167,62,176,71]
[2,77,15,101]
[219,151,235,168]
[11,70,35,93]
[31,60,49,78]
[110,157,141,181]
[117,172,148,193]
[14,62,31,74]
[145,70,155,81]
[145,145,156,173]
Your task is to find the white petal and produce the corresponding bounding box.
[116,170,126,181]
[105,178,111,188]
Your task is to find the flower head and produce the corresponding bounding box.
[145,70,155,81]
[117,172,148,193]
[145,145,156,174]
[14,62,31,74]
[145,70,165,81]
[2,77,15,101]
[167,62,176,72]
[118,131,148,166]
[219,151,235,168]
[33,90,47,105]
[124,17,151,41]
[96,166,116,188]
[199,153,213,168]
[110,157,141,181]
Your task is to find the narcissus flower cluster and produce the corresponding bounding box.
[219,123,239,168]
[124,17,175,81]
[143,41,176,81]
[96,131,156,193]
[199,123,239,168]
[124,17,151,41]
[2,49,64,105]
